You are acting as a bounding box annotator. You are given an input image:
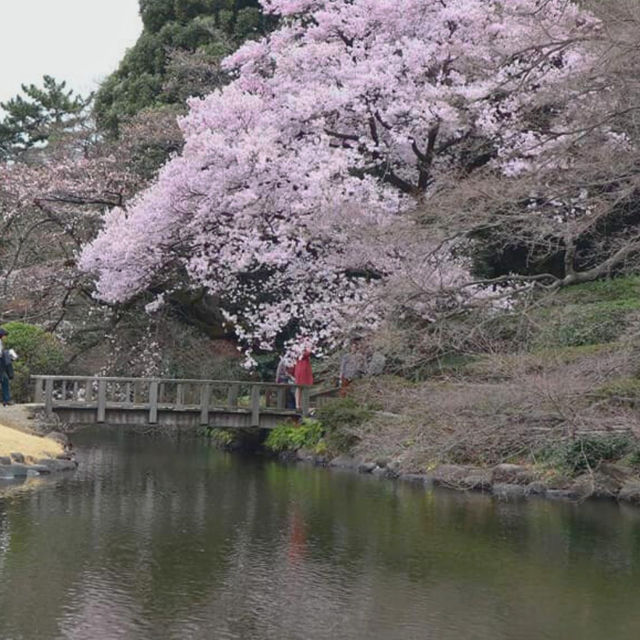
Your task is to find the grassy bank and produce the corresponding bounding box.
[0,423,63,460]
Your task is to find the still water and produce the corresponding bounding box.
[1,427,640,640]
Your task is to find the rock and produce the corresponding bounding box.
[329,455,360,470]
[491,464,535,485]
[295,448,316,463]
[618,480,640,504]
[35,458,78,472]
[591,471,622,499]
[525,481,548,497]
[598,463,633,485]
[546,489,575,501]
[399,473,427,485]
[569,476,596,501]
[371,466,387,477]
[10,452,25,464]
[492,483,526,500]
[0,463,29,479]
[358,462,376,474]
[0,456,11,465]
[45,431,70,446]
[433,464,472,487]
[27,464,51,475]
[460,471,492,492]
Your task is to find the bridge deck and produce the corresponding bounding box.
[32,375,312,429]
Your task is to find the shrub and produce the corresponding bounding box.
[314,397,372,432]
[264,418,324,453]
[556,434,633,474]
[2,322,66,402]
[314,397,372,452]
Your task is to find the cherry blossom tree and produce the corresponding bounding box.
[81,0,602,359]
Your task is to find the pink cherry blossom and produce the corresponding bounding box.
[80,0,600,359]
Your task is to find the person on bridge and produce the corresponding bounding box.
[275,356,296,409]
[293,348,313,410]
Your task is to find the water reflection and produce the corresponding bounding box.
[0,427,639,639]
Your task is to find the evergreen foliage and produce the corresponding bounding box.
[0,76,90,161]
[1,322,66,402]
[94,0,270,133]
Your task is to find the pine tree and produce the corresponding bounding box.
[0,76,91,161]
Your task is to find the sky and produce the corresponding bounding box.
[0,0,142,104]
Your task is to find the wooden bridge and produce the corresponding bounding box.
[32,375,313,429]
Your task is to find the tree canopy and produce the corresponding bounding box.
[94,0,270,133]
[81,0,607,360]
[0,75,91,161]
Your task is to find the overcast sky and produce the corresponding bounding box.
[0,0,142,104]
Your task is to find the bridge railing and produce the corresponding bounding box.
[32,375,311,426]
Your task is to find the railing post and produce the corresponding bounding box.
[97,379,107,423]
[148,381,159,424]
[176,383,184,409]
[250,385,260,427]
[227,384,239,409]
[34,377,43,403]
[200,383,210,426]
[84,380,92,404]
[44,378,53,418]
[276,387,286,410]
[301,386,310,418]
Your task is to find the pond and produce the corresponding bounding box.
[1,427,639,640]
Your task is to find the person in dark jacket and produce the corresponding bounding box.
[0,328,13,406]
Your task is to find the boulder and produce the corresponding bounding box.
[546,489,575,501]
[491,464,536,485]
[598,463,633,486]
[460,471,492,492]
[618,481,640,505]
[568,476,596,501]
[492,483,526,500]
[35,458,78,472]
[433,464,473,487]
[358,462,376,474]
[0,456,11,465]
[399,473,428,486]
[10,452,25,464]
[525,481,548,497]
[591,471,623,499]
[45,431,70,446]
[0,463,29,479]
[329,455,360,470]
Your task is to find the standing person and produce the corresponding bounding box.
[0,328,13,406]
[339,339,364,396]
[275,355,296,409]
[293,347,313,410]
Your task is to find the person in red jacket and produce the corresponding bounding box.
[293,348,313,410]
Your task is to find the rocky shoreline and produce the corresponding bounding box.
[0,431,78,481]
[288,450,640,505]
